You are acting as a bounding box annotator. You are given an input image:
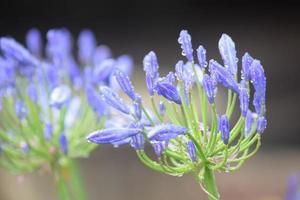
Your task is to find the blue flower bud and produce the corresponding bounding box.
[93,45,112,66]
[114,69,136,100]
[242,52,253,81]
[239,81,249,117]
[209,59,239,93]
[59,133,68,155]
[86,127,142,144]
[158,101,166,116]
[145,73,155,96]
[257,116,267,134]
[116,55,134,77]
[250,60,266,115]
[186,140,197,162]
[44,123,53,142]
[78,29,96,64]
[154,81,181,105]
[147,124,187,141]
[100,86,130,114]
[197,45,207,68]
[20,141,29,153]
[245,110,253,137]
[15,99,27,120]
[218,34,237,75]
[143,51,159,78]
[178,30,193,62]
[27,82,38,103]
[26,28,42,57]
[131,133,144,150]
[152,141,168,157]
[219,115,230,145]
[286,174,300,200]
[85,84,106,117]
[93,59,115,83]
[175,60,184,79]
[202,74,215,104]
[50,85,71,109]
[0,37,38,67]
[133,96,142,120]
[46,28,72,59]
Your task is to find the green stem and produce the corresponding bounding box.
[54,159,87,200]
[68,160,87,200]
[203,167,219,200]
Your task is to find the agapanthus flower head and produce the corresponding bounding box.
[86,29,267,199]
[0,28,134,177]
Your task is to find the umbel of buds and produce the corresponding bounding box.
[0,28,133,200]
[87,30,267,200]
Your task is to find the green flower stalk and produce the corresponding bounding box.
[0,28,133,200]
[87,30,267,199]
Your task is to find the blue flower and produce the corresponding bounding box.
[44,123,53,142]
[59,133,68,155]
[50,85,72,109]
[131,133,145,150]
[26,28,42,57]
[100,86,130,114]
[257,116,267,134]
[178,30,193,62]
[133,96,142,120]
[78,29,96,64]
[250,60,266,115]
[218,115,230,145]
[197,45,207,69]
[0,37,38,67]
[218,34,237,75]
[245,110,253,137]
[147,124,187,141]
[46,28,72,60]
[242,52,253,81]
[209,59,239,93]
[158,101,166,116]
[202,74,216,104]
[152,141,168,157]
[114,69,136,100]
[187,140,197,162]
[93,59,115,83]
[143,51,159,79]
[86,127,142,144]
[15,99,27,120]
[154,81,182,105]
[239,80,249,117]
[93,45,112,66]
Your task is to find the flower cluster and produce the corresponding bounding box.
[87,30,267,181]
[0,28,133,175]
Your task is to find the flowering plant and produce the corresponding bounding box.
[0,28,133,200]
[87,30,267,199]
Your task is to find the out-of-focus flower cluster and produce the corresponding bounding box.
[87,30,267,178]
[0,28,133,174]
[286,174,300,200]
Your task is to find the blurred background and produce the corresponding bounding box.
[0,0,300,199]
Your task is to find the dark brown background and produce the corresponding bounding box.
[0,0,300,199]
